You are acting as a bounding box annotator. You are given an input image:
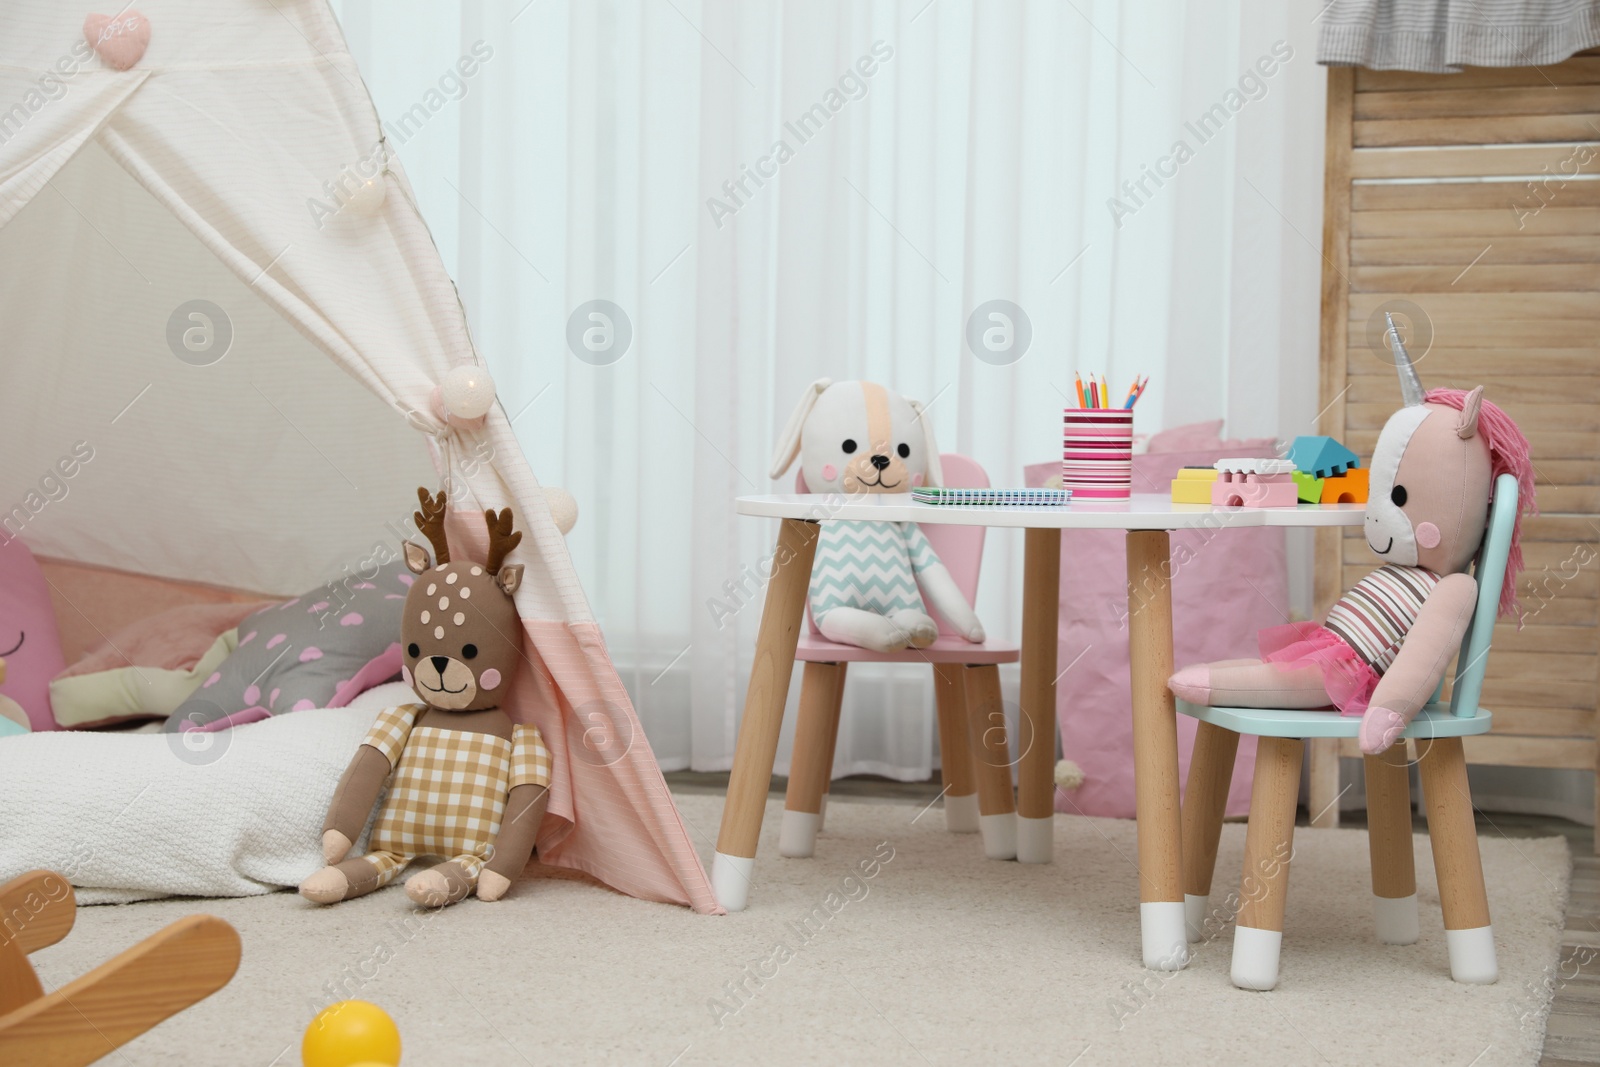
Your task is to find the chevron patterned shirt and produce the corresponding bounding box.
[809,520,937,622]
[1323,564,1442,674]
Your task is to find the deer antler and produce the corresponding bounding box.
[484,507,522,575]
[414,487,450,566]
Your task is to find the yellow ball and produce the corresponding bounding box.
[302,1000,401,1067]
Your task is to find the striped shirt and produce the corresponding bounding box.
[1324,565,1442,674]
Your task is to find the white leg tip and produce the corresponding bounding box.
[1185,893,1210,943]
[778,811,820,858]
[944,792,979,834]
[1231,925,1283,990]
[1373,893,1419,945]
[1141,901,1190,970]
[979,812,1017,860]
[1016,815,1053,863]
[711,851,754,912]
[1446,926,1498,984]
[817,792,829,831]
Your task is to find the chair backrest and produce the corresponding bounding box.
[797,453,989,637]
[1446,472,1519,717]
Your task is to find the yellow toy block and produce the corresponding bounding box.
[1320,467,1369,504]
[1171,466,1218,504]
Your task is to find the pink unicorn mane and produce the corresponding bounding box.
[1424,387,1537,621]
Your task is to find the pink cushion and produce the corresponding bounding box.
[56,601,270,678]
[1144,418,1277,456]
[1145,419,1224,453]
[0,538,67,731]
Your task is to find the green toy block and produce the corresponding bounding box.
[1292,471,1324,504]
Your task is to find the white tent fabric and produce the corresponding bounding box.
[0,0,719,912]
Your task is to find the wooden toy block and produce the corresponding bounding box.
[1320,467,1369,504]
[1286,435,1360,479]
[1292,471,1324,504]
[1211,459,1299,508]
[1170,466,1218,505]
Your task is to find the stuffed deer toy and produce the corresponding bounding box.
[1169,317,1534,755]
[300,488,549,908]
[770,379,986,653]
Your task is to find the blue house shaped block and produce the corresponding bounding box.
[1287,436,1359,479]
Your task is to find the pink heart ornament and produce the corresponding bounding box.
[83,11,151,71]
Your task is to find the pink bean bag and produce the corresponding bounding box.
[1025,429,1288,818]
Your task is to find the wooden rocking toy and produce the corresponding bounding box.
[0,870,240,1066]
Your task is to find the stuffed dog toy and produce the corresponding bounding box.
[1168,320,1535,756]
[300,488,550,908]
[769,379,986,653]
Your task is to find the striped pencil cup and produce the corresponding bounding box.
[1062,408,1134,500]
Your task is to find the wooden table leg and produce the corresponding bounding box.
[1126,529,1186,969]
[1017,527,1061,863]
[712,518,819,911]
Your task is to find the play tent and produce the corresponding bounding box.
[0,1,720,912]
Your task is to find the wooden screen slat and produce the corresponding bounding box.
[1351,144,1599,180]
[1346,349,1600,375]
[1351,208,1600,237]
[1348,291,1600,318]
[1342,425,1599,459]
[1355,57,1600,93]
[1356,113,1600,146]
[1352,182,1600,211]
[1344,400,1600,429]
[1345,375,1600,405]
[1351,263,1600,291]
[1354,85,1600,119]
[1351,237,1600,266]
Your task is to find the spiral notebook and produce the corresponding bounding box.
[912,486,1072,506]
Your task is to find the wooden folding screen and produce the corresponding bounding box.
[1313,53,1600,848]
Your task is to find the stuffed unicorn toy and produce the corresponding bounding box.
[1168,316,1534,755]
[769,379,986,653]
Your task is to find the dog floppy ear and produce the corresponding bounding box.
[769,378,832,480]
[908,398,943,488]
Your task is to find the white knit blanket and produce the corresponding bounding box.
[0,685,409,904]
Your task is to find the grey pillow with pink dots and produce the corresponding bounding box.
[163,560,413,733]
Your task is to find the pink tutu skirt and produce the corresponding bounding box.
[1258,621,1380,717]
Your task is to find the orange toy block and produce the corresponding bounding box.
[1320,468,1369,504]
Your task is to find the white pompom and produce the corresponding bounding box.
[1054,759,1085,791]
[344,174,387,216]
[543,486,578,535]
[441,365,497,420]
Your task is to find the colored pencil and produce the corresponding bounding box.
[1074,373,1087,408]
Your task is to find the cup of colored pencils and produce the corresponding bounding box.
[1062,374,1145,500]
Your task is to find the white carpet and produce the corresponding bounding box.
[31,794,1570,1066]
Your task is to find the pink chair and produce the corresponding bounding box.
[780,454,1022,862]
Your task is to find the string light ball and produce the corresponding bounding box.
[441,365,497,420]
[344,174,387,216]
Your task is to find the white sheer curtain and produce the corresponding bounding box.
[330,0,1329,777]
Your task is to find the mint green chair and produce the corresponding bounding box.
[1177,473,1517,991]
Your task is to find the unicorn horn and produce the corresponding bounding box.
[1385,311,1425,407]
